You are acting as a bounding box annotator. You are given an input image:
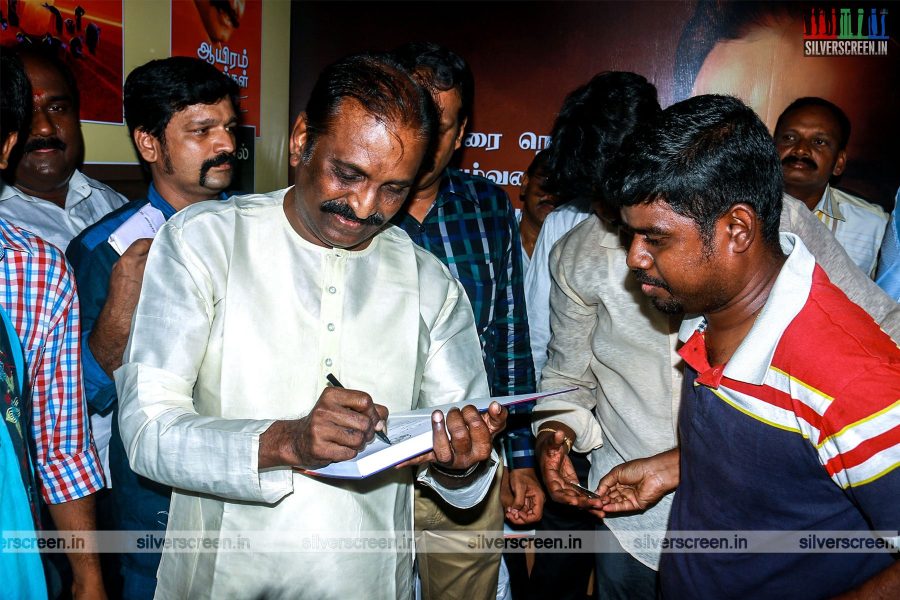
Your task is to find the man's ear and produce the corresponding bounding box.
[452,116,468,152]
[289,112,309,167]
[0,132,17,170]
[133,128,161,165]
[725,203,757,254]
[832,149,847,177]
[519,172,530,201]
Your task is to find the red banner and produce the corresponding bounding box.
[0,0,124,124]
[171,0,262,132]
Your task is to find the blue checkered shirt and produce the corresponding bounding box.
[393,169,536,468]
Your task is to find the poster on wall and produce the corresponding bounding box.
[171,0,262,134]
[0,0,125,124]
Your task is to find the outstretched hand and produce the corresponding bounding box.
[536,422,603,515]
[595,448,681,517]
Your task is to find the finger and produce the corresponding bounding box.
[125,237,153,255]
[394,451,435,469]
[532,487,546,516]
[460,405,491,457]
[330,388,379,421]
[374,404,389,432]
[430,411,453,465]
[444,408,473,461]
[511,478,527,511]
[318,422,368,452]
[599,500,637,514]
[505,512,529,526]
[481,402,507,436]
[318,389,377,434]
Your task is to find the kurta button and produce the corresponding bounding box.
[327,323,335,332]
[325,358,333,367]
[328,286,337,294]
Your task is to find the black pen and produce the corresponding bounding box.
[325,373,392,445]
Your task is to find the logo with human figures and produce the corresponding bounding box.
[803,6,889,56]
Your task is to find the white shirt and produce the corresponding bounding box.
[523,203,591,379]
[0,169,127,252]
[115,189,497,600]
[809,185,888,277]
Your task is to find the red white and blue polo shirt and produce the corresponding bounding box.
[661,233,899,599]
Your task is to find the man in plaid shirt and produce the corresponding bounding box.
[0,62,106,600]
[393,42,538,600]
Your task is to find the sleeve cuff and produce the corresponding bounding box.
[82,334,116,413]
[39,444,106,504]
[417,448,500,509]
[531,398,604,453]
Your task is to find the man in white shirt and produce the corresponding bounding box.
[115,52,507,599]
[0,48,126,251]
[515,150,559,275]
[773,96,888,276]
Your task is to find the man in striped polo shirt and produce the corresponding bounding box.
[595,94,899,598]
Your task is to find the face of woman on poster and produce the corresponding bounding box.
[194,0,245,44]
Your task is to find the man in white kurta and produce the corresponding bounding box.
[115,54,502,599]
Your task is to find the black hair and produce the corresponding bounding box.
[4,44,80,110]
[604,94,783,248]
[0,52,31,143]
[674,1,806,101]
[526,149,550,177]
[775,96,851,150]
[392,41,474,126]
[124,56,240,142]
[542,71,661,204]
[303,52,438,171]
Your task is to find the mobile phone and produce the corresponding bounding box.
[567,480,601,500]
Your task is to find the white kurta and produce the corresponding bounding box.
[115,189,493,599]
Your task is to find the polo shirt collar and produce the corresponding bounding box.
[678,232,815,386]
[814,184,845,222]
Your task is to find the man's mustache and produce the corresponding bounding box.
[782,155,817,170]
[631,269,671,292]
[199,152,237,185]
[320,200,385,226]
[24,137,66,153]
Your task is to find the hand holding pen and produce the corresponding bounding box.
[258,373,391,470]
[326,374,391,445]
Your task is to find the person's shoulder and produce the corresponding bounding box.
[167,189,285,231]
[383,225,456,280]
[545,202,592,230]
[77,171,129,205]
[446,168,509,203]
[0,217,69,276]
[832,187,889,221]
[779,266,900,388]
[552,217,619,274]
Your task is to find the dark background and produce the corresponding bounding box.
[290,1,899,210]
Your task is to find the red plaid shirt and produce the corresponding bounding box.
[0,217,104,503]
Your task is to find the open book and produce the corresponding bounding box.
[305,387,575,479]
